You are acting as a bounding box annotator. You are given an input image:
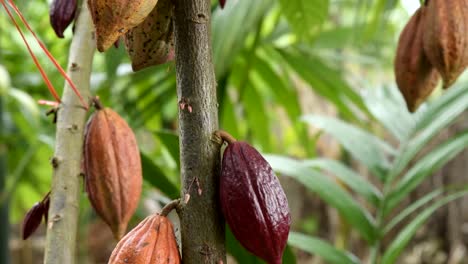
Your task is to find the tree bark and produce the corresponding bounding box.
[43,2,95,264]
[173,1,226,263]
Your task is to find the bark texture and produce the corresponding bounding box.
[173,0,226,263]
[43,2,95,264]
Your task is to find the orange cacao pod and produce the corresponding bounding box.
[124,0,175,71]
[108,214,181,264]
[87,0,158,52]
[423,0,468,89]
[395,7,440,112]
[84,106,142,240]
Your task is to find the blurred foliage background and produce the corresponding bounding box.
[0,0,467,263]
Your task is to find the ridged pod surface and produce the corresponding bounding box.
[220,141,291,264]
[84,107,142,240]
[423,0,468,88]
[395,7,440,112]
[108,214,181,264]
[87,0,158,52]
[124,0,174,71]
[49,0,77,38]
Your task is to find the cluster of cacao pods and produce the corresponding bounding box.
[216,130,291,264]
[108,206,181,263]
[22,192,50,240]
[83,98,142,240]
[85,0,175,70]
[395,0,468,112]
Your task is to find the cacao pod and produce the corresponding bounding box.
[219,0,226,9]
[84,106,142,240]
[423,0,468,89]
[108,214,181,264]
[87,0,158,52]
[220,140,291,264]
[49,0,77,38]
[22,192,50,240]
[395,7,440,112]
[124,0,175,71]
[22,202,45,240]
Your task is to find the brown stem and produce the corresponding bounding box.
[43,2,95,264]
[173,0,226,263]
[160,199,181,217]
[91,97,103,110]
[214,130,237,145]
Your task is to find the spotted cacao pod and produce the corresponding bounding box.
[87,0,158,52]
[108,214,181,264]
[395,7,440,112]
[219,136,291,264]
[124,0,175,71]
[423,0,468,89]
[84,105,142,240]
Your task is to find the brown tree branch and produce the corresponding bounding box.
[43,2,95,263]
[173,0,226,263]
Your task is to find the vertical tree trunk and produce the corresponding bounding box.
[43,2,95,264]
[173,1,226,263]
[0,92,10,264]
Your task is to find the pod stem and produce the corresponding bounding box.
[91,97,104,111]
[160,199,181,217]
[214,130,237,145]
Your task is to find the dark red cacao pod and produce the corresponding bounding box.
[219,0,226,9]
[22,202,45,240]
[220,141,291,264]
[49,0,78,38]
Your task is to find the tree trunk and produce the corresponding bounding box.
[173,1,226,263]
[43,2,95,264]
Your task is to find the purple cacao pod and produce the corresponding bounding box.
[219,0,226,9]
[49,0,77,38]
[220,141,291,264]
[22,202,45,240]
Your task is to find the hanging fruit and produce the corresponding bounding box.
[83,98,142,240]
[87,0,159,52]
[394,7,440,112]
[423,0,468,89]
[215,130,291,264]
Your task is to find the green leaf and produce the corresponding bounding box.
[381,190,468,264]
[304,158,382,206]
[364,86,416,142]
[278,0,329,39]
[302,115,395,179]
[242,83,272,152]
[288,232,361,264]
[385,131,468,215]
[141,153,179,199]
[212,0,272,78]
[265,155,378,243]
[390,86,468,179]
[154,130,180,169]
[252,55,301,121]
[383,188,443,234]
[279,51,366,122]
